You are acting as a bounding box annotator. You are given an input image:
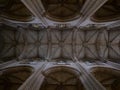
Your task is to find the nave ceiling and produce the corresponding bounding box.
[0,25,120,63]
[0,1,120,90]
[0,0,120,63]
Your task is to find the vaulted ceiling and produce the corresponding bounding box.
[0,25,120,63]
[0,1,120,90]
[0,0,120,63]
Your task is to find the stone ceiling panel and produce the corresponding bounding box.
[0,26,120,63]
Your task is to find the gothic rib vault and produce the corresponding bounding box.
[0,0,120,90]
[0,25,120,63]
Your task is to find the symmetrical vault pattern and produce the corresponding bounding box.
[0,26,25,61]
[0,26,120,62]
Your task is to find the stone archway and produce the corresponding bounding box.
[0,66,34,90]
[40,66,85,90]
[90,67,120,90]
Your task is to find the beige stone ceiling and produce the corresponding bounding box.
[0,26,25,61]
[0,0,120,63]
[0,25,120,63]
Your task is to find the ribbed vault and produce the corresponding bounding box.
[0,25,120,63]
[0,25,25,61]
